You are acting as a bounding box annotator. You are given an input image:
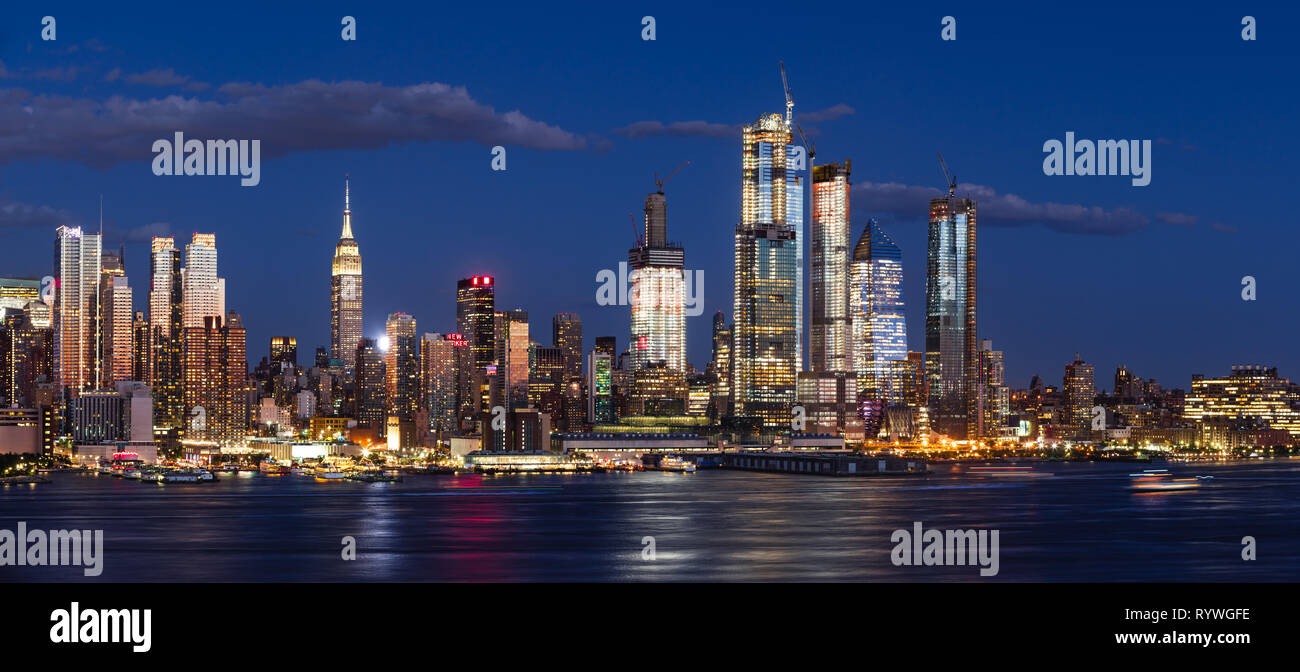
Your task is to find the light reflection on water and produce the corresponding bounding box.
[0,460,1295,582]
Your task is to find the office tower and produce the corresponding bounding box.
[979,340,1009,436]
[706,312,732,418]
[149,237,184,428]
[101,274,133,386]
[552,313,583,381]
[182,311,248,444]
[594,336,617,360]
[1063,353,1096,436]
[456,276,495,421]
[331,177,364,369]
[494,309,530,408]
[355,337,385,432]
[71,390,124,443]
[1185,366,1300,440]
[385,312,420,421]
[182,233,224,328]
[0,278,40,320]
[629,363,688,416]
[810,160,852,373]
[796,371,865,439]
[733,113,802,429]
[851,219,908,405]
[528,343,565,412]
[1,310,53,408]
[270,336,297,368]
[628,186,686,372]
[420,333,462,441]
[54,225,102,393]
[586,350,614,423]
[925,186,978,439]
[132,312,150,383]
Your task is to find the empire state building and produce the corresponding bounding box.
[331,177,363,369]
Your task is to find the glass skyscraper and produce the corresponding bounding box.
[851,219,907,405]
[925,192,978,439]
[628,189,686,372]
[331,178,363,370]
[809,160,851,374]
[733,112,803,430]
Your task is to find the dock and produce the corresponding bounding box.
[720,451,927,476]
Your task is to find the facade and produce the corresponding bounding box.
[354,337,385,432]
[149,237,184,428]
[979,340,1009,436]
[331,178,364,369]
[925,192,978,439]
[628,189,686,372]
[809,160,852,374]
[385,312,420,421]
[2,310,53,408]
[495,309,530,408]
[420,332,462,441]
[1063,353,1096,437]
[552,313,583,382]
[102,273,133,386]
[182,311,248,445]
[182,233,224,328]
[270,336,297,367]
[733,113,803,429]
[457,276,495,420]
[708,312,732,418]
[55,225,102,394]
[586,350,614,423]
[851,219,908,405]
[1184,366,1300,440]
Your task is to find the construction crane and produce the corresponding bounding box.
[795,122,815,162]
[628,212,642,248]
[654,161,690,193]
[779,61,794,128]
[938,151,957,197]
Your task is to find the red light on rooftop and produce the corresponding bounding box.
[472,277,479,286]
[484,276,492,285]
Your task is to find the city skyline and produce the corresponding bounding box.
[0,5,1289,393]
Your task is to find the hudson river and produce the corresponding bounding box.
[1,459,1295,581]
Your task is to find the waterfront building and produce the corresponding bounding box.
[149,237,184,429]
[457,276,495,419]
[629,186,686,372]
[54,225,102,394]
[810,160,852,374]
[420,332,463,442]
[385,312,420,421]
[1184,365,1300,441]
[851,219,908,405]
[1063,353,1096,437]
[182,311,249,445]
[980,339,1009,436]
[925,187,978,439]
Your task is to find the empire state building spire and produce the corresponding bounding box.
[331,175,363,368]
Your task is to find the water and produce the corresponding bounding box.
[1,460,1295,581]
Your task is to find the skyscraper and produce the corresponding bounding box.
[628,187,686,372]
[54,225,102,394]
[182,311,248,444]
[496,309,530,408]
[98,249,133,387]
[182,233,224,328]
[149,236,184,428]
[733,112,803,429]
[384,313,420,422]
[851,219,908,405]
[420,332,462,442]
[925,187,978,439]
[809,160,852,374]
[331,177,364,369]
[552,313,583,381]
[708,311,732,418]
[1063,353,1096,437]
[270,336,298,367]
[355,337,385,432]
[979,340,1009,436]
[457,276,495,420]
[586,349,614,423]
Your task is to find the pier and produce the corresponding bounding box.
[720,452,927,476]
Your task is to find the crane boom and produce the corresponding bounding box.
[938,151,956,196]
[654,161,690,193]
[779,61,793,128]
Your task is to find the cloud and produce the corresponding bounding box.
[120,222,172,242]
[613,120,737,139]
[852,181,1193,236]
[0,197,78,229]
[800,104,855,123]
[1155,212,1197,226]
[0,79,589,167]
[125,68,196,87]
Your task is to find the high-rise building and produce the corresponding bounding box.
[384,313,420,422]
[851,219,908,405]
[552,313,583,381]
[457,276,495,420]
[979,340,1009,436]
[1063,353,1095,436]
[733,113,803,429]
[1,310,53,408]
[810,160,852,374]
[54,225,102,394]
[925,188,978,439]
[420,332,462,441]
[101,271,133,387]
[495,309,530,408]
[182,311,248,444]
[594,336,617,360]
[586,349,613,423]
[270,336,297,368]
[1185,366,1300,440]
[149,237,184,429]
[331,178,364,369]
[629,188,686,372]
[131,312,150,383]
[708,312,732,419]
[182,233,224,328]
[355,337,385,432]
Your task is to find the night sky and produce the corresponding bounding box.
[0,2,1293,392]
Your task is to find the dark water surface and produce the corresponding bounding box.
[1,459,1295,581]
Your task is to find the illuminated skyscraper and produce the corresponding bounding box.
[98,248,133,387]
[733,112,803,429]
[628,187,685,372]
[182,311,248,444]
[586,349,614,423]
[851,219,907,405]
[355,337,385,432]
[149,236,184,428]
[182,233,224,328]
[925,189,978,439]
[552,313,583,381]
[54,225,102,394]
[420,332,463,441]
[810,160,851,374]
[270,336,297,367]
[494,309,530,408]
[457,276,495,420]
[1063,353,1095,437]
[385,312,420,421]
[331,177,364,369]
[708,311,732,418]
[979,340,1009,436]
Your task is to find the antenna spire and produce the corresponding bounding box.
[345,174,350,211]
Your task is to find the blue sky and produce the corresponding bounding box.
[0,1,1294,391]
